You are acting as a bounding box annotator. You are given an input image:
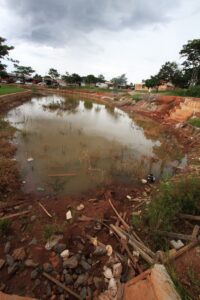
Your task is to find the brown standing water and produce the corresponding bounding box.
[6,94,187,195]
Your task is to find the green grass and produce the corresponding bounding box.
[146,176,200,231]
[188,118,200,128]
[132,93,143,102]
[152,85,200,98]
[0,85,25,95]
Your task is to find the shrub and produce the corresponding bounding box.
[188,118,200,128]
[146,176,200,230]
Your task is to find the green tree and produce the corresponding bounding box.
[48,68,60,79]
[61,72,81,85]
[144,75,160,89]
[14,64,35,82]
[0,37,14,77]
[111,74,127,87]
[85,74,98,85]
[97,74,105,83]
[180,39,200,86]
[33,73,43,83]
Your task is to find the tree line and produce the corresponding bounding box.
[144,39,200,89]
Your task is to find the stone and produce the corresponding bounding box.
[106,245,113,257]
[76,204,84,211]
[103,267,113,279]
[4,241,11,254]
[12,247,26,261]
[31,215,37,222]
[25,259,39,268]
[93,246,107,256]
[46,283,52,297]
[53,243,67,254]
[112,263,122,278]
[66,210,72,220]
[80,260,91,271]
[8,262,19,275]
[29,238,37,245]
[60,249,70,259]
[93,277,104,290]
[0,259,5,270]
[64,273,73,285]
[45,235,63,251]
[43,262,53,273]
[0,282,6,292]
[141,179,147,184]
[170,240,184,250]
[80,287,87,299]
[31,269,39,280]
[74,273,89,288]
[6,255,14,267]
[63,256,78,269]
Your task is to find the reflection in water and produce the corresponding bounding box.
[6,94,186,195]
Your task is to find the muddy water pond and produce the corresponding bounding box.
[6,94,186,195]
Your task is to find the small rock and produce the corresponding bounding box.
[112,263,122,278]
[25,259,39,268]
[80,287,87,299]
[31,215,37,222]
[8,262,19,275]
[64,273,73,284]
[126,195,131,200]
[141,179,147,184]
[43,262,53,273]
[31,269,39,280]
[63,256,78,269]
[103,267,113,279]
[12,247,26,261]
[170,240,184,250]
[74,273,89,288]
[27,157,34,162]
[80,260,91,271]
[53,243,67,254]
[60,249,69,259]
[93,246,107,256]
[29,238,37,246]
[106,245,113,257]
[46,283,52,297]
[6,255,14,267]
[45,235,63,251]
[0,259,5,270]
[4,242,11,254]
[76,204,84,211]
[0,282,6,292]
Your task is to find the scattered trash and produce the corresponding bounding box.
[27,157,34,162]
[76,204,84,211]
[147,173,156,183]
[141,179,147,184]
[106,245,113,257]
[66,210,72,220]
[170,240,184,250]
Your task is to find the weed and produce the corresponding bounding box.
[167,264,191,300]
[187,266,200,293]
[43,223,65,240]
[132,93,142,102]
[188,118,200,128]
[146,176,200,230]
[131,215,141,227]
[0,219,11,236]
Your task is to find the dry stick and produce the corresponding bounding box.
[43,272,82,300]
[192,225,200,240]
[117,226,155,259]
[38,202,52,218]
[0,210,30,221]
[155,230,195,241]
[110,224,154,265]
[48,173,76,177]
[179,213,200,222]
[165,239,200,263]
[109,199,142,243]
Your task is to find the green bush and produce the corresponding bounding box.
[146,176,200,230]
[188,118,200,128]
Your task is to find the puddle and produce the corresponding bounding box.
[6,94,187,195]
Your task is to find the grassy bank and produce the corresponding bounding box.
[0,85,25,95]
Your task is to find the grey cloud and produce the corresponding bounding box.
[2,0,180,46]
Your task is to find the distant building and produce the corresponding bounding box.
[96,82,108,88]
[135,83,148,91]
[158,82,175,91]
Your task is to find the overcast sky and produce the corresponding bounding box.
[0,0,200,83]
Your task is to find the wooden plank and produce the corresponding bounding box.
[192,225,200,240]
[165,240,199,263]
